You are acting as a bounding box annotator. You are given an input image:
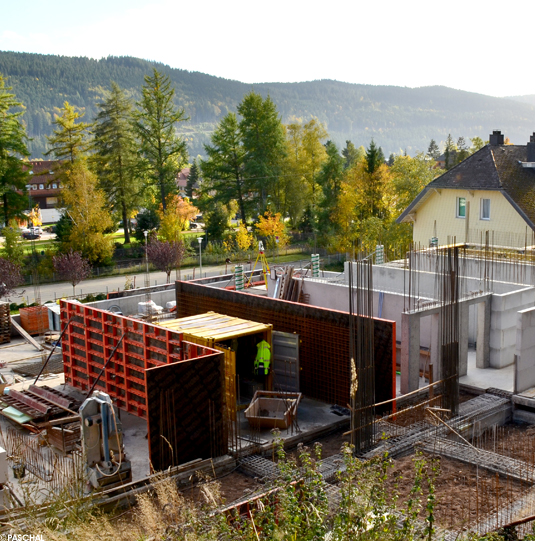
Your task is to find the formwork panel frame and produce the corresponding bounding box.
[60,301,220,420]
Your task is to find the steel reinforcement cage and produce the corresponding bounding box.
[60,300,221,419]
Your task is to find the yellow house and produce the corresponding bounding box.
[397,131,535,248]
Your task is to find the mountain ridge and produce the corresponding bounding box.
[1,51,534,159]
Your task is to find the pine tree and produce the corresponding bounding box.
[135,69,188,211]
[238,92,286,214]
[186,160,199,199]
[456,136,469,163]
[427,139,440,161]
[93,83,142,244]
[45,101,91,164]
[200,112,248,224]
[365,139,382,174]
[444,134,456,170]
[342,140,362,169]
[0,74,31,227]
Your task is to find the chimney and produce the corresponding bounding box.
[489,130,504,146]
[527,133,535,162]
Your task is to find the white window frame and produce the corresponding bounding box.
[38,184,44,190]
[456,197,466,218]
[480,198,490,220]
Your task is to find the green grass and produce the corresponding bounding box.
[20,238,56,254]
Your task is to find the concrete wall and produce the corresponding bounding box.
[88,290,177,316]
[515,306,535,393]
[491,287,535,368]
[364,263,521,297]
[411,188,529,248]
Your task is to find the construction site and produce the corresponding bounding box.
[3,238,535,538]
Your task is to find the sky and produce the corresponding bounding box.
[1,0,533,98]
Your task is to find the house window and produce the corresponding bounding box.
[39,184,44,190]
[52,183,57,189]
[31,184,37,190]
[456,197,466,218]
[480,198,490,220]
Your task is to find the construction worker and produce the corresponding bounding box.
[254,339,271,376]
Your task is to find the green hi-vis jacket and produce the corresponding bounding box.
[254,340,271,375]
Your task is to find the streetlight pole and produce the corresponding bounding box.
[25,185,32,228]
[198,237,203,278]
[143,230,149,288]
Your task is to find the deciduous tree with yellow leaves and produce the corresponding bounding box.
[158,194,198,242]
[255,211,289,249]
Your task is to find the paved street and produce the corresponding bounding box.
[8,256,312,305]
[9,261,243,304]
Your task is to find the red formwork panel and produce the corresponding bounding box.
[60,300,220,419]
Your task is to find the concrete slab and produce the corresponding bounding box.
[460,350,514,392]
[236,396,350,448]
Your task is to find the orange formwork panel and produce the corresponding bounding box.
[60,300,221,419]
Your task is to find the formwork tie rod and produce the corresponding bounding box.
[86,333,126,398]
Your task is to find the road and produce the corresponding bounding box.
[9,261,244,305]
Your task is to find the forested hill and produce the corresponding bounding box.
[2,50,535,159]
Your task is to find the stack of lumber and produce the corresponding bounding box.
[276,267,308,303]
[0,302,10,344]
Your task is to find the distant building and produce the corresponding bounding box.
[176,168,190,197]
[397,131,535,248]
[24,160,63,224]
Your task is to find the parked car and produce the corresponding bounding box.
[22,228,41,240]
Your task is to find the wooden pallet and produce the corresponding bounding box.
[0,303,10,344]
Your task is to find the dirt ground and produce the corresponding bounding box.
[211,422,533,532]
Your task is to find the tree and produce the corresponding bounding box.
[238,92,286,214]
[255,211,288,249]
[427,139,440,161]
[282,118,328,226]
[200,113,248,224]
[135,69,188,211]
[203,201,232,241]
[158,194,198,242]
[45,102,91,164]
[146,239,185,283]
[389,153,435,216]
[365,139,382,174]
[93,83,143,244]
[470,136,486,153]
[235,222,254,253]
[0,74,30,227]
[186,160,199,199]
[316,141,345,240]
[54,213,73,244]
[53,249,91,296]
[342,140,363,169]
[444,134,456,170]
[134,208,160,242]
[0,257,22,299]
[1,222,24,266]
[60,160,115,264]
[456,136,469,163]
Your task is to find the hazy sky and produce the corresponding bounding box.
[1,0,533,97]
